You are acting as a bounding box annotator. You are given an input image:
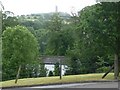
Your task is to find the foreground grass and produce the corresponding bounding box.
[1,73,115,88]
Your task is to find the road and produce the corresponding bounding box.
[2,82,119,90]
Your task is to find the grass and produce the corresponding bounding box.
[0,73,115,88]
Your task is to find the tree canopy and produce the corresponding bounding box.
[2,25,39,81]
[77,2,120,79]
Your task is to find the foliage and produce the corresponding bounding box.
[19,20,44,30]
[19,63,48,78]
[2,12,19,32]
[46,29,74,56]
[96,66,111,73]
[77,2,120,78]
[65,49,81,75]
[39,64,48,77]
[34,29,50,55]
[47,13,63,31]
[2,25,39,81]
[78,3,120,54]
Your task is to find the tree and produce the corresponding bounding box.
[2,25,39,82]
[39,64,48,77]
[19,20,42,30]
[47,13,63,31]
[77,2,120,79]
[2,11,19,32]
[34,29,49,55]
[46,29,74,56]
[65,49,82,75]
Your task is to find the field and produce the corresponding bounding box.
[0,73,115,88]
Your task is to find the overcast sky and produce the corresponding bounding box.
[1,0,96,15]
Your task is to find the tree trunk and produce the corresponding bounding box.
[114,53,119,80]
[15,65,21,84]
[118,55,120,77]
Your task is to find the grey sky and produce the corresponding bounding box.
[1,0,96,15]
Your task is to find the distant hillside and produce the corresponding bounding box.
[17,12,72,30]
[18,12,71,21]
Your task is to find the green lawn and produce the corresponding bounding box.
[1,73,115,88]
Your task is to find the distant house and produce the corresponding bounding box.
[40,56,69,65]
[39,56,70,76]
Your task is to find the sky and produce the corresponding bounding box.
[0,0,96,15]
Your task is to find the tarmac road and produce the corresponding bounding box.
[2,81,119,90]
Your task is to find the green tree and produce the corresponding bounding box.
[65,49,82,75]
[47,13,63,31]
[39,64,48,77]
[47,29,74,56]
[34,29,49,55]
[77,2,120,79]
[2,25,39,82]
[2,11,19,32]
[20,20,42,30]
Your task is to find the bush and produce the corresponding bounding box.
[48,71,54,77]
[96,66,111,73]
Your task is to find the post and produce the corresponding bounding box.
[60,64,62,79]
[59,59,62,79]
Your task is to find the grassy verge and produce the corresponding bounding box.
[0,73,115,88]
